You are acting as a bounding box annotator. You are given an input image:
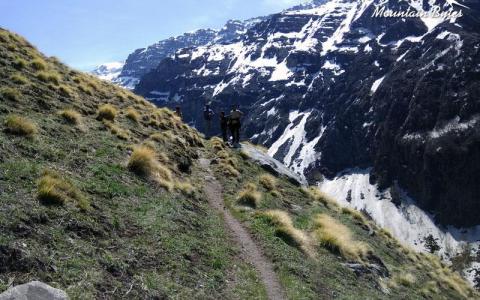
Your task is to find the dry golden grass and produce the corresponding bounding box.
[341,207,368,224]
[1,87,21,101]
[239,150,250,160]
[260,210,314,257]
[304,187,339,210]
[237,183,262,208]
[59,109,82,125]
[392,273,416,287]
[30,58,47,71]
[4,114,37,136]
[128,146,173,191]
[11,73,28,85]
[37,170,89,210]
[58,84,74,97]
[219,161,240,177]
[175,181,195,196]
[37,71,60,85]
[97,104,118,121]
[313,214,370,261]
[13,57,27,69]
[77,83,93,95]
[126,107,141,123]
[259,174,277,191]
[103,120,129,140]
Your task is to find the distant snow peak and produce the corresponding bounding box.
[91,61,124,82]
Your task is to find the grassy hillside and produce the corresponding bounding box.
[0,28,477,299]
[0,29,265,299]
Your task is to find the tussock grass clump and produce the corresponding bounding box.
[128,146,173,191]
[304,187,339,210]
[78,83,94,95]
[103,120,129,140]
[59,84,74,97]
[341,207,368,224]
[4,114,37,137]
[37,71,60,85]
[30,58,47,71]
[13,57,27,69]
[126,107,141,123]
[175,181,195,196]
[11,73,28,85]
[211,137,226,152]
[313,214,370,261]
[150,131,175,143]
[1,87,21,101]
[237,183,262,208]
[239,150,250,160]
[392,273,416,287]
[221,163,241,177]
[260,210,313,256]
[59,109,82,125]
[97,104,118,121]
[259,174,277,191]
[37,170,89,210]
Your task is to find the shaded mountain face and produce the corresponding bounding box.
[135,0,480,228]
[115,19,265,89]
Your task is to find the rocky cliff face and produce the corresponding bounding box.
[135,0,480,228]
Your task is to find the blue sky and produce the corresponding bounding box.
[0,0,305,70]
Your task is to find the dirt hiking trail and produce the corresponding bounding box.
[199,158,287,300]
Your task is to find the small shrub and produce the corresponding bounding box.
[59,109,82,125]
[4,114,37,136]
[30,58,47,71]
[97,104,118,121]
[1,87,21,101]
[37,170,89,210]
[314,214,370,261]
[259,174,277,191]
[37,71,60,85]
[126,107,140,123]
[11,73,28,85]
[237,183,262,208]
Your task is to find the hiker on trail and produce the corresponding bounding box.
[203,104,214,139]
[219,111,229,143]
[229,105,243,147]
[175,106,182,119]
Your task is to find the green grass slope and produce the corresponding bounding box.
[0,28,476,299]
[0,29,265,299]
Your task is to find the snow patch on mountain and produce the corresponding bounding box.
[318,169,480,283]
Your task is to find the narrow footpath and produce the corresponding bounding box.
[199,158,287,300]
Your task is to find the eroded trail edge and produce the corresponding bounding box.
[199,158,287,300]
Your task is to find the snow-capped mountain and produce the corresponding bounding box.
[136,0,479,230]
[109,18,266,89]
[133,0,480,274]
[90,62,124,81]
